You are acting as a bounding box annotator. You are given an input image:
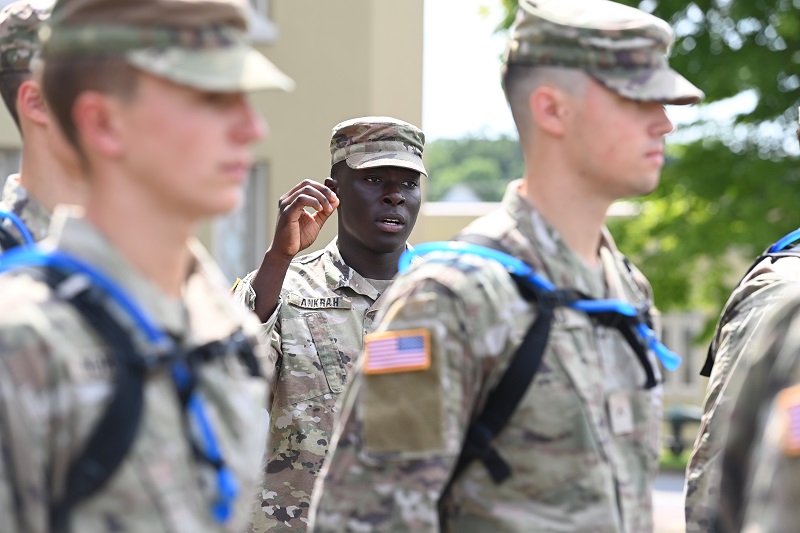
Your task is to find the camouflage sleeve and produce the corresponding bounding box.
[231,270,282,410]
[0,319,62,533]
[717,293,800,532]
[686,268,800,531]
[231,270,280,344]
[309,259,527,532]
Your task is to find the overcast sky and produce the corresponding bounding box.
[422,0,516,140]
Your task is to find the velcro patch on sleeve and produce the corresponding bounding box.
[363,327,444,455]
[364,329,430,375]
[778,383,800,456]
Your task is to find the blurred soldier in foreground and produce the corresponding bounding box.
[716,112,800,533]
[0,0,293,531]
[232,116,426,532]
[0,0,85,250]
[309,0,703,531]
[685,108,800,530]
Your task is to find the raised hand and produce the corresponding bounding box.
[247,179,339,322]
[270,179,340,260]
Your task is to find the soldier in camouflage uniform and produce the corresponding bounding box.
[0,0,294,531]
[0,0,85,249]
[684,110,800,532]
[309,0,703,531]
[714,113,800,533]
[232,116,427,532]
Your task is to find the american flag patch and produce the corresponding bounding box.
[778,384,800,456]
[364,329,431,375]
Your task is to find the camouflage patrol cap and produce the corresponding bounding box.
[40,0,294,93]
[505,0,704,105]
[0,0,53,73]
[330,116,427,177]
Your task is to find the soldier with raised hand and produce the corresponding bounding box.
[309,0,703,531]
[0,0,85,250]
[0,0,293,531]
[232,116,426,532]
[715,112,800,533]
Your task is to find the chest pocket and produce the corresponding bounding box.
[275,312,345,407]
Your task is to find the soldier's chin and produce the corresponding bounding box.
[196,190,244,220]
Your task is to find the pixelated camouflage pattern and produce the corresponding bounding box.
[0,209,272,533]
[717,291,800,532]
[505,0,703,104]
[0,0,51,73]
[43,24,243,56]
[41,0,294,93]
[47,0,248,34]
[0,174,50,249]
[233,238,399,533]
[684,250,800,532]
[310,180,664,532]
[330,116,427,176]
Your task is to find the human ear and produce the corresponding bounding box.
[16,80,48,126]
[529,86,569,137]
[71,91,125,158]
[325,176,339,196]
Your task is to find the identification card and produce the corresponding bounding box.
[608,391,635,436]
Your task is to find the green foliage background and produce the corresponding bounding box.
[607,0,800,317]
[429,0,800,321]
[425,136,523,201]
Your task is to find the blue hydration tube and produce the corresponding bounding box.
[399,241,682,371]
[0,209,36,246]
[768,227,800,253]
[0,245,238,523]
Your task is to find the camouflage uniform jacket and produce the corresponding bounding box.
[0,173,51,248]
[0,209,272,533]
[233,238,397,532]
[717,290,800,533]
[310,181,664,533]
[685,251,800,532]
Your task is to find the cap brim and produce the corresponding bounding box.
[126,44,295,93]
[589,67,704,105]
[345,151,428,177]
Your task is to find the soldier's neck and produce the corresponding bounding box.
[18,137,86,214]
[519,175,608,268]
[84,187,194,299]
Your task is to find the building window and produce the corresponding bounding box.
[248,0,278,44]
[213,163,268,282]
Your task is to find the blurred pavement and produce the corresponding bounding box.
[654,471,685,533]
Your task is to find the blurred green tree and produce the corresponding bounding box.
[425,136,524,201]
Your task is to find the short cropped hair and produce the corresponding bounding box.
[0,71,29,132]
[502,64,589,143]
[41,56,140,155]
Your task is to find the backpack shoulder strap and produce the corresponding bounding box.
[701,247,800,377]
[0,223,22,251]
[440,234,575,510]
[39,268,147,533]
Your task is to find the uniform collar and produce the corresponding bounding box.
[501,180,611,299]
[321,237,413,301]
[46,207,243,345]
[0,174,51,242]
